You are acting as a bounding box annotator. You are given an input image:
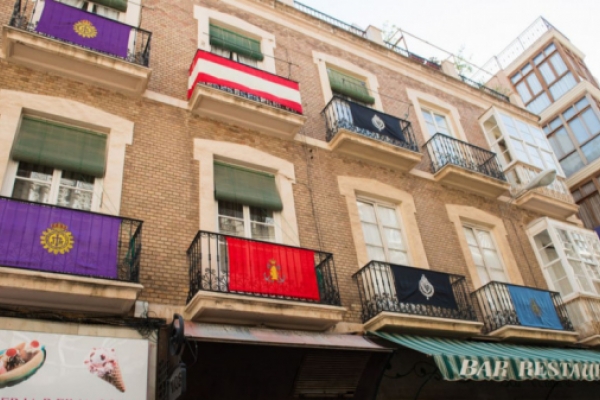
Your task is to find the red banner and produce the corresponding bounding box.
[226,237,320,300]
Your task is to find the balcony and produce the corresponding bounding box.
[3,0,152,96]
[564,294,600,346]
[187,49,306,140]
[0,197,143,314]
[323,96,422,172]
[353,262,483,337]
[472,281,578,344]
[184,231,346,331]
[506,162,578,219]
[425,133,510,198]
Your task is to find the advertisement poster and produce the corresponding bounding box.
[0,329,148,399]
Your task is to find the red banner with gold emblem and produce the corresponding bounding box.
[226,237,320,300]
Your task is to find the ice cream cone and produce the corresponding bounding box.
[101,360,126,393]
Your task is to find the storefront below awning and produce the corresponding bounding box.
[372,332,600,382]
[177,323,391,400]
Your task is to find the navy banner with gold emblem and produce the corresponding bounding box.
[390,264,458,309]
[347,101,406,142]
[507,285,563,330]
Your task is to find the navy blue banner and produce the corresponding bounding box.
[390,264,458,309]
[348,101,406,143]
[507,285,563,330]
[595,226,600,239]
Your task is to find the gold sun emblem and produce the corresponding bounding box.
[73,20,98,39]
[40,223,74,255]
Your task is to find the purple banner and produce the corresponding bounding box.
[0,198,121,279]
[595,226,600,239]
[35,0,131,58]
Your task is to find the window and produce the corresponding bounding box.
[572,176,600,231]
[209,24,263,68]
[8,116,107,211]
[357,200,408,264]
[544,96,600,176]
[213,162,282,242]
[59,0,125,20]
[510,42,578,113]
[327,68,375,105]
[463,226,508,285]
[421,109,452,137]
[532,225,600,297]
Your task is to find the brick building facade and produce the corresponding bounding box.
[1,0,600,399]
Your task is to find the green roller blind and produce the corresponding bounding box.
[327,68,375,105]
[91,0,128,12]
[214,162,283,211]
[11,117,108,178]
[209,24,264,61]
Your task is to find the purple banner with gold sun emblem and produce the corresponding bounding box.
[35,0,131,59]
[0,198,121,279]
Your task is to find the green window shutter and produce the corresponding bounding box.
[90,0,128,12]
[327,68,375,105]
[214,162,283,211]
[209,24,264,61]
[11,117,108,178]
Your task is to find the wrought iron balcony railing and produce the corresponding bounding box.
[0,196,142,283]
[459,75,510,103]
[353,261,478,323]
[9,0,152,66]
[323,96,420,153]
[425,133,507,181]
[293,1,366,38]
[186,231,341,306]
[471,281,574,334]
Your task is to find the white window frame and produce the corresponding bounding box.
[7,161,103,211]
[421,108,454,138]
[216,200,282,243]
[357,197,410,265]
[194,6,276,74]
[480,108,564,176]
[462,224,509,286]
[407,88,468,142]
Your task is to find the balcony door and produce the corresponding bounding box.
[357,199,408,301]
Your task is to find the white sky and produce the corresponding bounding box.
[298,0,600,80]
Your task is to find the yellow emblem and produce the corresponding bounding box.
[264,259,285,283]
[530,298,542,318]
[73,20,98,39]
[40,223,74,255]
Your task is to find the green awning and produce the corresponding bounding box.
[214,162,283,211]
[327,68,375,105]
[11,117,107,178]
[209,25,264,61]
[372,333,600,382]
[91,0,127,12]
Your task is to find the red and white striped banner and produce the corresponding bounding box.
[188,49,303,114]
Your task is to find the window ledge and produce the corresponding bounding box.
[434,164,510,198]
[363,311,483,338]
[483,325,579,345]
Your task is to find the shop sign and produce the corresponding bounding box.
[167,363,186,400]
[458,359,600,380]
[0,329,148,399]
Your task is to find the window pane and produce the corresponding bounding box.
[549,73,576,100]
[576,97,589,110]
[463,227,477,246]
[377,206,400,228]
[251,222,275,242]
[361,222,383,246]
[526,73,543,95]
[547,262,574,296]
[482,248,504,271]
[550,53,567,75]
[15,162,54,182]
[516,82,532,103]
[57,172,94,211]
[560,152,585,176]
[60,171,94,190]
[12,180,51,204]
[582,108,600,136]
[249,206,274,224]
[468,244,484,267]
[582,136,600,163]
[367,245,386,262]
[569,117,590,144]
[527,93,551,113]
[538,62,556,85]
[384,227,404,250]
[476,229,494,249]
[526,144,544,169]
[357,201,376,223]
[218,201,243,219]
[548,127,575,158]
[516,120,534,143]
[218,216,244,237]
[388,250,409,265]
